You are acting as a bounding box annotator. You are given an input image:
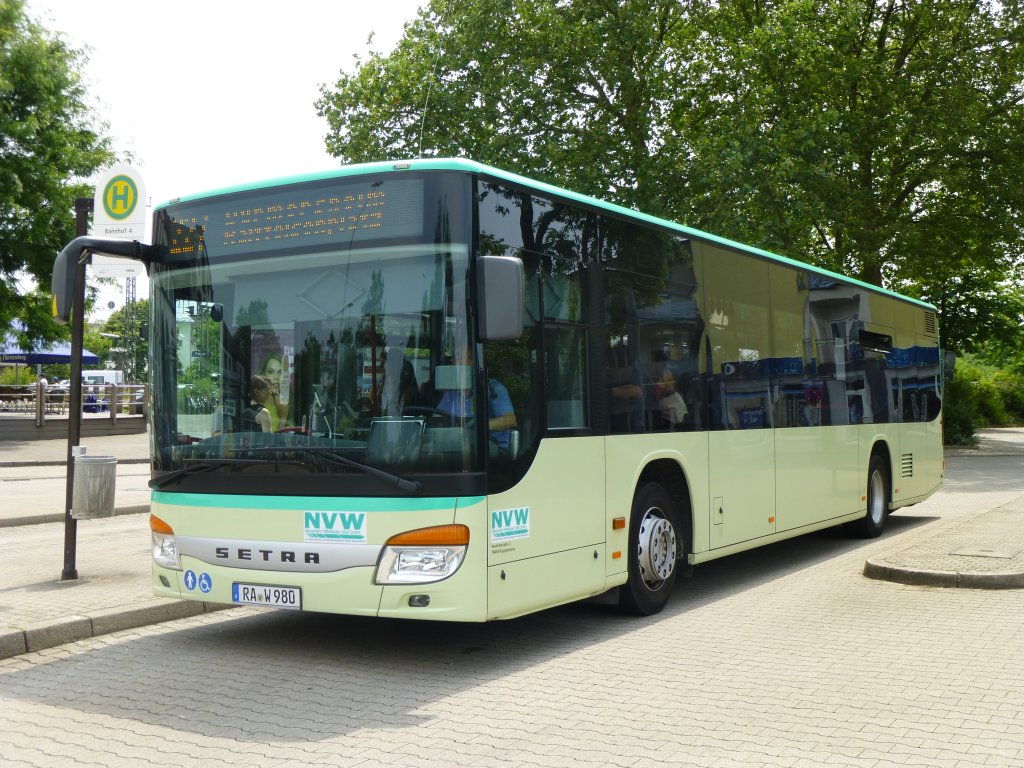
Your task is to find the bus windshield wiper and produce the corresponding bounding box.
[282,447,422,493]
[150,457,305,489]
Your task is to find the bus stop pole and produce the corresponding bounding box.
[61,197,93,580]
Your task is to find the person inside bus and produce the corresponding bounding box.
[654,362,688,430]
[258,351,287,430]
[378,347,420,416]
[310,359,351,436]
[609,346,645,432]
[435,347,517,451]
[241,375,272,432]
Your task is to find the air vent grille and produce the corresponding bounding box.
[901,453,914,478]
[923,311,937,337]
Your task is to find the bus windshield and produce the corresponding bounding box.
[147,171,484,495]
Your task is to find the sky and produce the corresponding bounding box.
[26,0,425,320]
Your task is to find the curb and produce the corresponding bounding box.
[0,458,150,468]
[863,558,1024,589]
[0,504,150,529]
[0,601,235,660]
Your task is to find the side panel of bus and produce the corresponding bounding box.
[485,437,607,619]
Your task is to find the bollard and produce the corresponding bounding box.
[71,455,117,519]
[35,377,46,427]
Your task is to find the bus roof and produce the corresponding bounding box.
[156,157,936,311]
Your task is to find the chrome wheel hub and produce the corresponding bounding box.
[637,508,677,588]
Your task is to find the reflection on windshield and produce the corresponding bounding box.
[152,245,489,477]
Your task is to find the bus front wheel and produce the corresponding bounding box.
[619,482,680,616]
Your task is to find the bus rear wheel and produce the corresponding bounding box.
[850,454,889,538]
[619,482,680,616]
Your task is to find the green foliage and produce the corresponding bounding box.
[941,372,978,447]
[682,0,1024,353]
[992,368,1024,420]
[944,354,1024,445]
[0,365,32,385]
[101,299,149,383]
[316,0,693,215]
[317,0,1024,359]
[1,0,115,345]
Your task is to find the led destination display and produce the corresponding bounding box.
[165,177,425,257]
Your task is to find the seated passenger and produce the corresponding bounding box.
[241,375,272,432]
[378,348,420,416]
[655,364,688,430]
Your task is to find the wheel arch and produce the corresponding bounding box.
[637,458,693,555]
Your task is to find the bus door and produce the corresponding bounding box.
[701,244,776,548]
[707,372,777,547]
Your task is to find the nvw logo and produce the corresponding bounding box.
[490,506,530,542]
[102,175,139,220]
[304,511,367,543]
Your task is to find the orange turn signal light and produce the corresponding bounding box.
[150,514,174,534]
[612,517,626,530]
[386,524,469,547]
[612,551,622,560]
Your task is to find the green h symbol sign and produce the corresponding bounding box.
[103,175,138,220]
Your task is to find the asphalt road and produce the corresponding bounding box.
[1,449,1022,767]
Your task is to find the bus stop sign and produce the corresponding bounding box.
[92,164,146,240]
[91,164,147,277]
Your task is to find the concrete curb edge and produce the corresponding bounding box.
[0,505,150,529]
[0,601,235,660]
[863,558,1024,589]
[0,458,151,468]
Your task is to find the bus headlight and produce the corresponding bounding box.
[375,524,469,585]
[150,514,181,570]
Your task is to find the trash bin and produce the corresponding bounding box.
[71,455,117,519]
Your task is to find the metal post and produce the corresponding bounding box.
[62,197,93,580]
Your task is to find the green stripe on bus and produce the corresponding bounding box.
[151,491,484,512]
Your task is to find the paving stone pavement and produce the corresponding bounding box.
[0,517,1022,768]
[0,428,1020,662]
[866,428,1024,589]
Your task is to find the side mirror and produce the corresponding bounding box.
[476,254,524,341]
[51,237,154,324]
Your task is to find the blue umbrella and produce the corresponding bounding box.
[1,335,100,366]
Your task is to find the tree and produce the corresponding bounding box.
[0,0,115,345]
[317,0,694,216]
[674,0,1024,350]
[317,0,1024,354]
[101,299,149,383]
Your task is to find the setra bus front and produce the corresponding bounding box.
[104,161,518,621]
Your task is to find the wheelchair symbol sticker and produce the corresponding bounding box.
[198,572,213,593]
[183,570,197,591]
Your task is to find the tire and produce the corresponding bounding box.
[619,482,681,615]
[851,453,890,538]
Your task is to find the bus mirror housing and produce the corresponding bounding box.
[51,237,155,324]
[477,254,524,341]
[51,246,76,324]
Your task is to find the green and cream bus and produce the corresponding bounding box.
[53,158,944,620]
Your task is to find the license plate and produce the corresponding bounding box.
[232,582,301,610]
